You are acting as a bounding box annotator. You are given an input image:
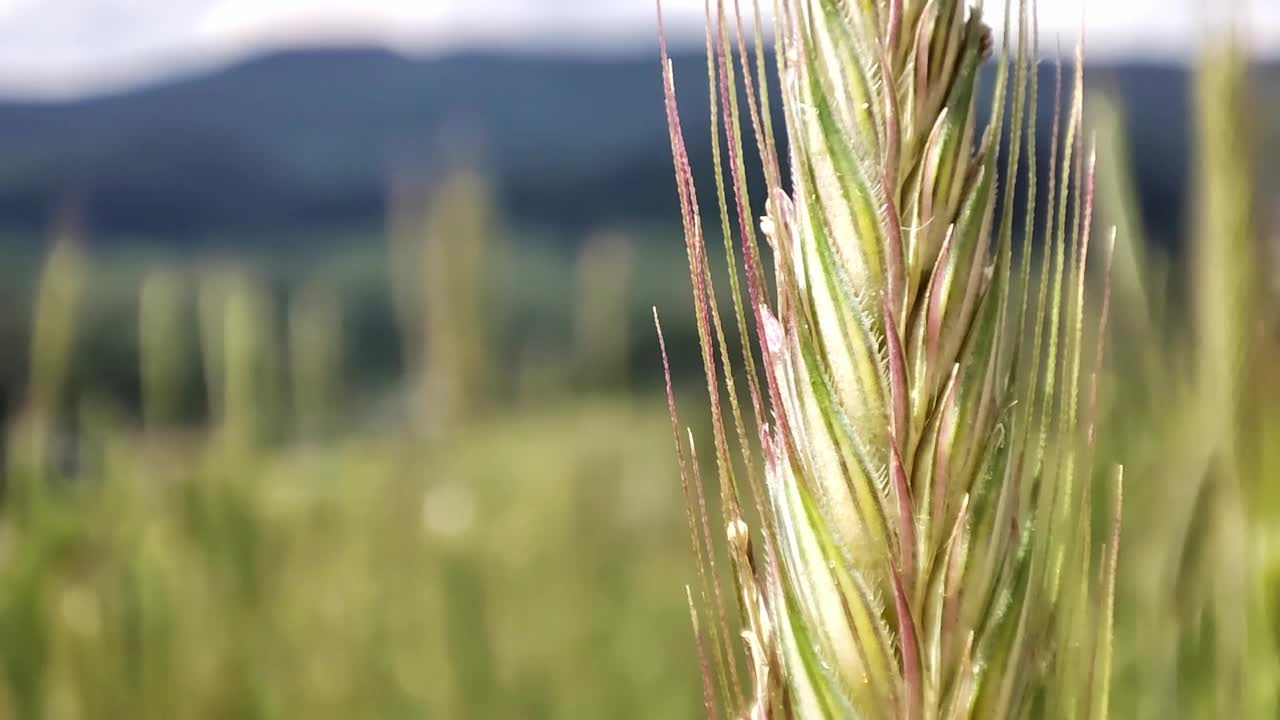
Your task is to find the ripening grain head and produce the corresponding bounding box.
[656,1,1121,717]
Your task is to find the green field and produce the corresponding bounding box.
[0,198,715,717]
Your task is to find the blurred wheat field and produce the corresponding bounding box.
[1,396,698,719]
[0,175,709,719]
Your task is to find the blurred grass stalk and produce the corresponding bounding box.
[220,276,282,453]
[139,270,186,430]
[1095,37,1280,719]
[574,232,632,389]
[390,169,500,429]
[288,283,344,438]
[1189,45,1258,715]
[9,238,85,502]
[658,0,1120,717]
[197,273,230,428]
[27,242,83,427]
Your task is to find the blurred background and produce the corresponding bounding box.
[0,1,1277,718]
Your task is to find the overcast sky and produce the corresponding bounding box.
[0,0,1275,97]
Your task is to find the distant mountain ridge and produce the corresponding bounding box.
[0,45,1272,244]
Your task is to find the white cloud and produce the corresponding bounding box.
[0,0,1275,97]
[196,0,716,52]
[195,0,452,58]
[0,0,26,19]
[989,0,1280,58]
[199,0,450,40]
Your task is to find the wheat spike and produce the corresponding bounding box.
[657,0,1121,716]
